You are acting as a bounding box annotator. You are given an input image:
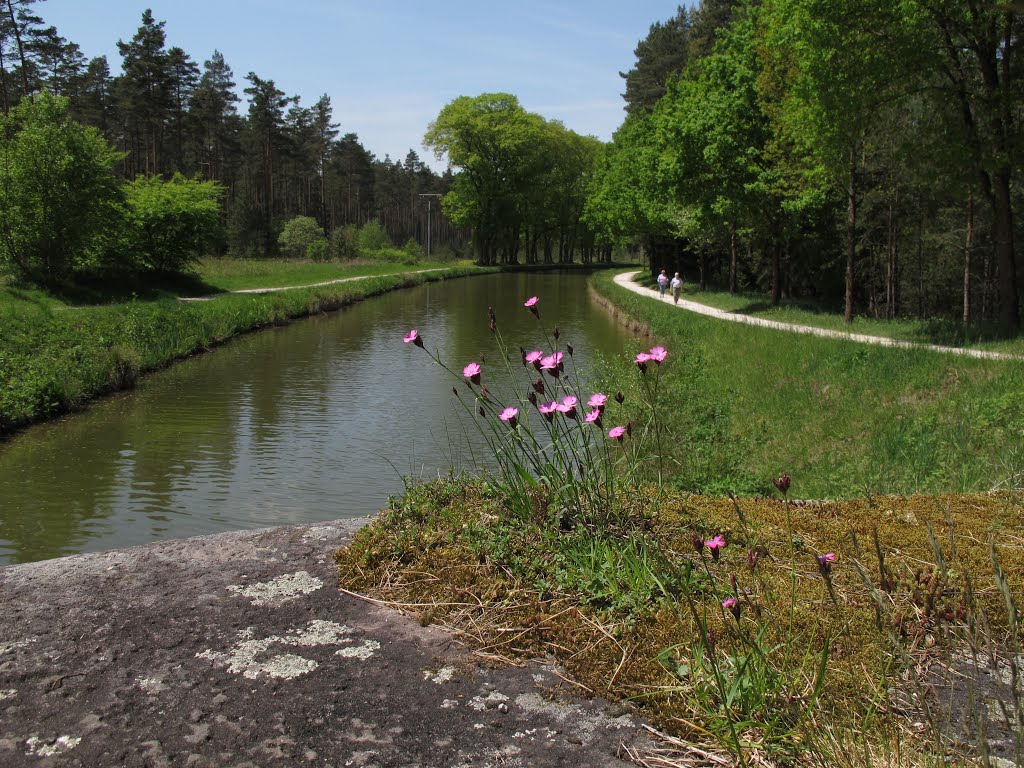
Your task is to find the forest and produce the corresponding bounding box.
[2,0,1024,329]
[0,1,467,271]
[588,0,1024,329]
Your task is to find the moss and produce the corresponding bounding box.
[335,479,1024,761]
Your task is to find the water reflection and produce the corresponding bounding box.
[0,273,634,564]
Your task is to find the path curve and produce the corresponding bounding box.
[178,267,449,302]
[614,271,1022,362]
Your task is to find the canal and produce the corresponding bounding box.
[0,272,635,564]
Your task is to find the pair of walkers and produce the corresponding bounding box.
[656,269,684,303]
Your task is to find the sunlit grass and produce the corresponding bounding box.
[0,264,490,434]
[195,257,472,292]
[595,270,1024,497]
[655,279,1024,356]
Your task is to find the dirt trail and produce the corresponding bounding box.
[0,521,649,767]
[178,268,449,302]
[614,271,1022,362]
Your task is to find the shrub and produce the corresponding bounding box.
[278,216,327,259]
[330,224,359,260]
[357,219,392,254]
[0,92,123,286]
[371,247,419,265]
[305,238,329,262]
[402,237,424,260]
[122,173,223,274]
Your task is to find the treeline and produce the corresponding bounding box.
[0,2,467,260]
[424,94,608,266]
[586,0,1024,328]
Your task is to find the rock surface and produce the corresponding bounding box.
[0,520,650,767]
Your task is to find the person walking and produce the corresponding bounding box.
[656,269,669,299]
[670,272,683,304]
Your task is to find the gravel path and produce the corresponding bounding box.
[178,268,449,302]
[0,520,649,767]
[614,271,1022,361]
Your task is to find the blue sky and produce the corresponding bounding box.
[44,1,689,170]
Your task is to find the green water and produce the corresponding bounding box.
[0,273,635,565]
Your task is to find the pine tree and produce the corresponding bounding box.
[114,10,174,176]
[620,5,691,115]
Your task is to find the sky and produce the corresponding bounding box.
[42,0,689,171]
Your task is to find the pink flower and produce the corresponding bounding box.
[555,396,578,419]
[463,362,482,385]
[584,409,602,427]
[649,346,668,364]
[525,350,544,370]
[403,329,424,348]
[540,352,563,377]
[705,535,726,561]
[817,552,837,575]
[635,352,651,373]
[539,401,558,422]
[608,425,626,441]
[722,597,740,619]
[587,393,608,410]
[524,296,539,317]
[499,407,519,427]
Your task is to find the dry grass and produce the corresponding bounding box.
[334,479,1024,766]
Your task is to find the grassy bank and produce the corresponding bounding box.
[0,263,488,436]
[329,267,1024,766]
[592,270,1024,497]
[337,478,1024,766]
[648,276,1024,357]
[194,258,464,292]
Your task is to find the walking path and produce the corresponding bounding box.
[615,271,1022,361]
[178,267,449,302]
[0,521,649,767]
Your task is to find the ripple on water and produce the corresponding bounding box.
[0,273,637,563]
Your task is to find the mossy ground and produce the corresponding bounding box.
[335,478,1024,765]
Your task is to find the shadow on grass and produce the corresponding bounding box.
[910,316,1020,346]
[34,269,222,305]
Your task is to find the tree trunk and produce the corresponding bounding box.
[770,241,781,306]
[992,167,1018,328]
[963,188,973,325]
[886,195,897,319]
[729,222,737,294]
[845,153,856,324]
[0,42,9,114]
[5,1,29,97]
[917,214,925,318]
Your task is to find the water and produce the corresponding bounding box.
[0,272,635,565]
